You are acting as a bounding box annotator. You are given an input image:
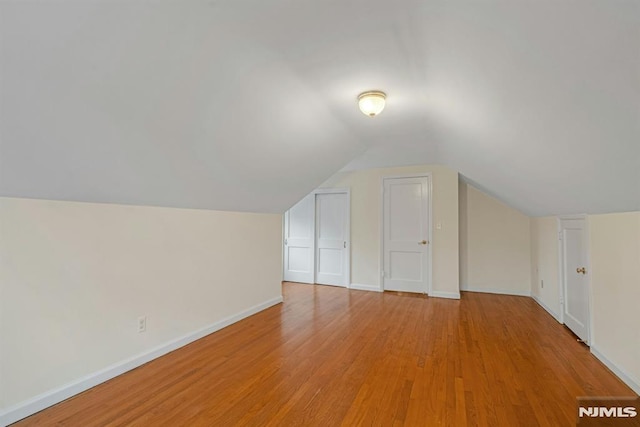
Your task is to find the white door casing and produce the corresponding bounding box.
[382,176,431,293]
[315,192,349,287]
[283,194,315,284]
[559,217,590,343]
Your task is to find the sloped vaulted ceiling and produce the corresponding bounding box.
[1,0,638,216]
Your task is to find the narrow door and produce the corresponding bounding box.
[560,218,590,342]
[315,192,349,287]
[383,176,430,293]
[283,194,315,284]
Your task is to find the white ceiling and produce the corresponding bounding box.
[1,0,638,216]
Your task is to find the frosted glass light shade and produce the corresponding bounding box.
[358,91,386,117]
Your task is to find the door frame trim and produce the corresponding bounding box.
[313,187,351,287]
[379,174,433,294]
[557,214,593,345]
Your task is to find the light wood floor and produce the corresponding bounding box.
[15,282,636,426]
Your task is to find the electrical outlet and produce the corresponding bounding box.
[138,316,147,333]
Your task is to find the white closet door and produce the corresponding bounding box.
[560,217,590,343]
[283,194,315,283]
[315,192,349,287]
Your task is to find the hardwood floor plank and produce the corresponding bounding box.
[13,282,637,426]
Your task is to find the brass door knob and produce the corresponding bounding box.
[419,240,428,245]
[576,267,586,274]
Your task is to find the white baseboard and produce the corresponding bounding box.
[531,295,562,323]
[349,283,382,292]
[0,296,284,427]
[590,346,640,396]
[460,285,531,297]
[429,291,461,300]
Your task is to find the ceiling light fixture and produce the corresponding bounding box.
[358,91,386,117]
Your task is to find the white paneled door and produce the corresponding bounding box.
[283,190,350,287]
[315,192,349,287]
[560,217,590,343]
[383,176,431,293]
[283,194,315,284]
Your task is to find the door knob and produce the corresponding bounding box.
[576,267,586,274]
[419,240,428,245]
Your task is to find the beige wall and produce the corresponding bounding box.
[459,182,531,295]
[320,165,459,296]
[0,197,283,411]
[589,212,640,392]
[529,216,561,319]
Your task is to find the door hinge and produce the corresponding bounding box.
[343,241,347,248]
[381,270,385,278]
[284,238,288,245]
